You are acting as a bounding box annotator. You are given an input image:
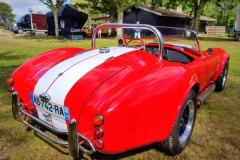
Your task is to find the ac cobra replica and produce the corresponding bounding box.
[6,23,229,157]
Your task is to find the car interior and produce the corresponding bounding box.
[145,44,195,64]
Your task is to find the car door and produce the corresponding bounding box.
[23,15,31,30]
[189,51,220,91]
[202,52,221,82]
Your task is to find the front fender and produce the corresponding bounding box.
[212,48,230,81]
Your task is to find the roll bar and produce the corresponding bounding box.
[92,23,165,61]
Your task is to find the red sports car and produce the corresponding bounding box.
[6,23,229,157]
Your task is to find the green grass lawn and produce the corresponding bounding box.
[0,35,239,160]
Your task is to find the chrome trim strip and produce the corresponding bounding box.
[69,119,96,155]
[197,83,216,105]
[21,109,68,134]
[22,119,68,145]
[78,133,96,154]
[69,119,79,157]
[12,91,96,156]
[12,92,22,122]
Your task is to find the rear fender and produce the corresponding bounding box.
[11,47,86,113]
[168,73,199,131]
[78,64,200,153]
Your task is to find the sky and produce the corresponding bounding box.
[0,0,73,20]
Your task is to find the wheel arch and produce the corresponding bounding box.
[192,83,199,95]
[213,50,230,81]
[159,74,199,142]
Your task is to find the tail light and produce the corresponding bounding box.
[6,77,14,85]
[8,86,14,93]
[95,139,104,149]
[93,114,104,126]
[93,114,104,149]
[94,127,104,138]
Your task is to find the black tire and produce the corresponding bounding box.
[103,33,108,37]
[18,28,24,34]
[159,89,197,155]
[215,61,229,92]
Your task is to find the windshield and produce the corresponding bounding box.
[121,26,200,55]
[16,15,30,24]
[157,27,200,54]
[93,23,201,59]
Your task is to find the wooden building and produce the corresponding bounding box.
[123,5,216,33]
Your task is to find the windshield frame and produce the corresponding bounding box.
[156,26,201,56]
[92,23,201,60]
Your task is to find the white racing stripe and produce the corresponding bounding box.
[33,47,136,128]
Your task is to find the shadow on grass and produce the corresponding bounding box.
[32,126,160,160]
[88,143,158,160]
[0,51,22,92]
[30,124,162,160]
[199,36,236,42]
[0,51,23,62]
[34,131,69,155]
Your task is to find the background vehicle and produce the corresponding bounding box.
[10,13,47,34]
[46,4,88,36]
[7,23,229,158]
[83,22,109,37]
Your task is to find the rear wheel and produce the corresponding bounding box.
[215,61,229,91]
[159,89,197,155]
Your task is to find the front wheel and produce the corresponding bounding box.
[159,89,197,155]
[215,61,229,91]
[18,28,24,34]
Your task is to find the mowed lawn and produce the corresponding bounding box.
[0,34,239,160]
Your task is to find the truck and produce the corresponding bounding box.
[83,22,110,37]
[10,13,47,34]
[234,4,240,41]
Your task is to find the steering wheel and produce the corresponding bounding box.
[126,38,146,51]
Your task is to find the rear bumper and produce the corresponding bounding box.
[12,91,96,157]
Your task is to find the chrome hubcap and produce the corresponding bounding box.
[179,100,195,144]
[222,69,227,87]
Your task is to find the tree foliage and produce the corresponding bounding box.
[75,0,146,23]
[39,0,65,38]
[75,0,117,22]
[0,2,16,27]
[75,0,240,32]
[211,0,240,26]
[152,0,213,31]
[75,0,146,37]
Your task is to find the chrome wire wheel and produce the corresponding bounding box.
[179,99,195,144]
[222,68,228,87]
[215,61,228,91]
[159,90,197,156]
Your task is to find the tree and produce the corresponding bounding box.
[39,0,65,38]
[75,0,146,38]
[0,2,15,27]
[75,0,117,23]
[152,0,212,32]
[213,0,238,26]
[190,0,211,32]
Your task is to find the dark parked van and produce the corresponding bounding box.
[10,13,47,34]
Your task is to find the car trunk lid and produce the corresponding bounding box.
[32,47,138,129]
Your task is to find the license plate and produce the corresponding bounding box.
[30,92,69,120]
